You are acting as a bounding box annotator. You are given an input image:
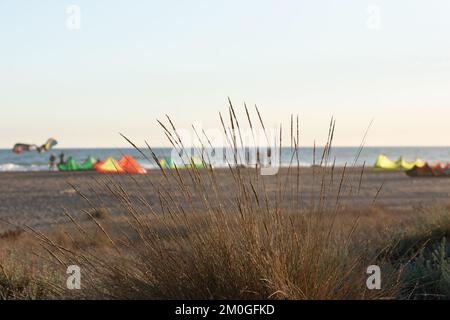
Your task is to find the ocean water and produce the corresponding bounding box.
[1,147,450,172]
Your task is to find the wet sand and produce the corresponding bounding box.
[1,168,450,232]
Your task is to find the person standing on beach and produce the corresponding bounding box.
[49,154,56,171]
[59,152,65,165]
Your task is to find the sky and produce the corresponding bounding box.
[1,0,450,148]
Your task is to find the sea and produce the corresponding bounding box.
[1,147,450,172]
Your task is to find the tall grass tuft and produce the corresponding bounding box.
[25,100,403,299]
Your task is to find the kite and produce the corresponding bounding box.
[12,143,35,154]
[36,138,58,153]
[12,138,58,154]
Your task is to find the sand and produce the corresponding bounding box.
[1,168,450,232]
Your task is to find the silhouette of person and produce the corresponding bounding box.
[49,154,56,171]
[59,152,65,165]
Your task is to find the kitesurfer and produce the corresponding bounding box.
[49,154,56,171]
[59,152,65,165]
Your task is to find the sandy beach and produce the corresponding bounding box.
[1,167,450,232]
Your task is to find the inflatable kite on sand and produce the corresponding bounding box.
[13,138,58,154]
[95,157,125,174]
[95,155,147,174]
[406,162,450,178]
[119,155,147,174]
[374,154,424,170]
[58,157,98,171]
[374,154,450,177]
[159,157,206,170]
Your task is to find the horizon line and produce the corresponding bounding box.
[2,146,450,150]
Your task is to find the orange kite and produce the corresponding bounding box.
[119,155,147,174]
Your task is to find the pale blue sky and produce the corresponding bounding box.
[1,0,450,147]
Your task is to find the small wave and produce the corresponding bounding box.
[0,163,49,172]
[140,163,159,170]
